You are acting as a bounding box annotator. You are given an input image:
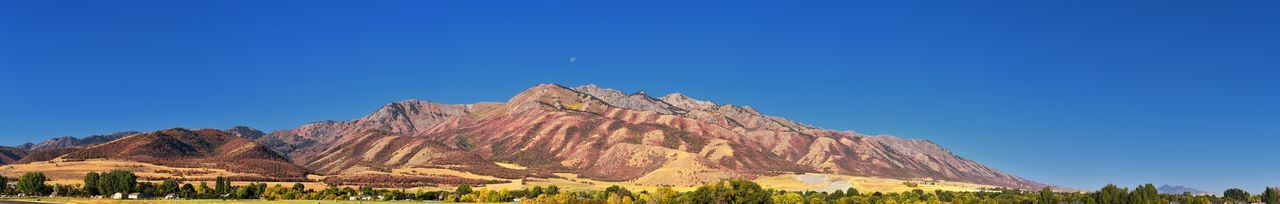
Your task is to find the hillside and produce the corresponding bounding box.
[0,146,27,165]
[60,128,309,180]
[279,84,1045,189]
[26,131,139,151]
[0,83,1045,190]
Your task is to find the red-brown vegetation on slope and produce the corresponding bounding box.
[319,174,506,188]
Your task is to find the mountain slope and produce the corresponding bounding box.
[0,146,27,165]
[0,131,140,165]
[282,84,1044,189]
[264,100,500,165]
[27,131,138,151]
[61,128,309,180]
[227,126,266,140]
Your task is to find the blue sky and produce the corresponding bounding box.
[2,0,1277,192]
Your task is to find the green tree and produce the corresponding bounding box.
[159,179,180,195]
[1097,184,1128,204]
[773,192,804,204]
[291,183,306,192]
[359,185,375,196]
[1224,188,1250,202]
[1039,187,1056,204]
[180,183,196,199]
[234,185,253,199]
[685,179,771,204]
[255,183,266,198]
[136,181,156,195]
[529,186,543,198]
[1263,187,1279,204]
[455,184,472,196]
[82,172,99,195]
[0,175,7,195]
[605,185,632,198]
[1190,196,1212,204]
[546,185,560,195]
[198,181,209,196]
[17,172,47,196]
[830,189,845,200]
[1129,184,1158,204]
[98,170,136,196]
[214,177,227,196]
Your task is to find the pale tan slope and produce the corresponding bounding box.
[0,159,261,184]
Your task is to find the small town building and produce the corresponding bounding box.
[128,192,149,199]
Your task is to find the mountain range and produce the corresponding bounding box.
[0,84,1045,190]
[1157,185,1210,195]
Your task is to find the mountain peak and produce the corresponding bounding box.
[227,126,266,140]
[571,84,684,114]
[660,92,719,111]
[503,83,602,112]
[530,83,571,92]
[390,98,434,105]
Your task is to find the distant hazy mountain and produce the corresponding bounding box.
[28,131,139,151]
[1159,185,1210,195]
[0,131,139,165]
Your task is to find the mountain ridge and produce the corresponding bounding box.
[1158,185,1210,195]
[61,128,310,180]
[0,83,1046,190]
[278,83,1045,189]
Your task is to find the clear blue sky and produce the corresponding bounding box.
[2,0,1277,193]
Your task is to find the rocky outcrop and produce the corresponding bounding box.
[227,126,266,140]
[572,84,686,115]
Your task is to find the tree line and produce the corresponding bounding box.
[0,170,1278,204]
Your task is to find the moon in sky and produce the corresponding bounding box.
[569,56,576,63]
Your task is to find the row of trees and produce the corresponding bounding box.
[82,170,138,196]
[0,172,51,195]
[1,170,1278,204]
[0,170,567,201]
[512,182,1280,204]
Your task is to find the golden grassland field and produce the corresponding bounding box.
[0,159,990,194]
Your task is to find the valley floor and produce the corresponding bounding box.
[0,197,479,204]
[1,159,996,194]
